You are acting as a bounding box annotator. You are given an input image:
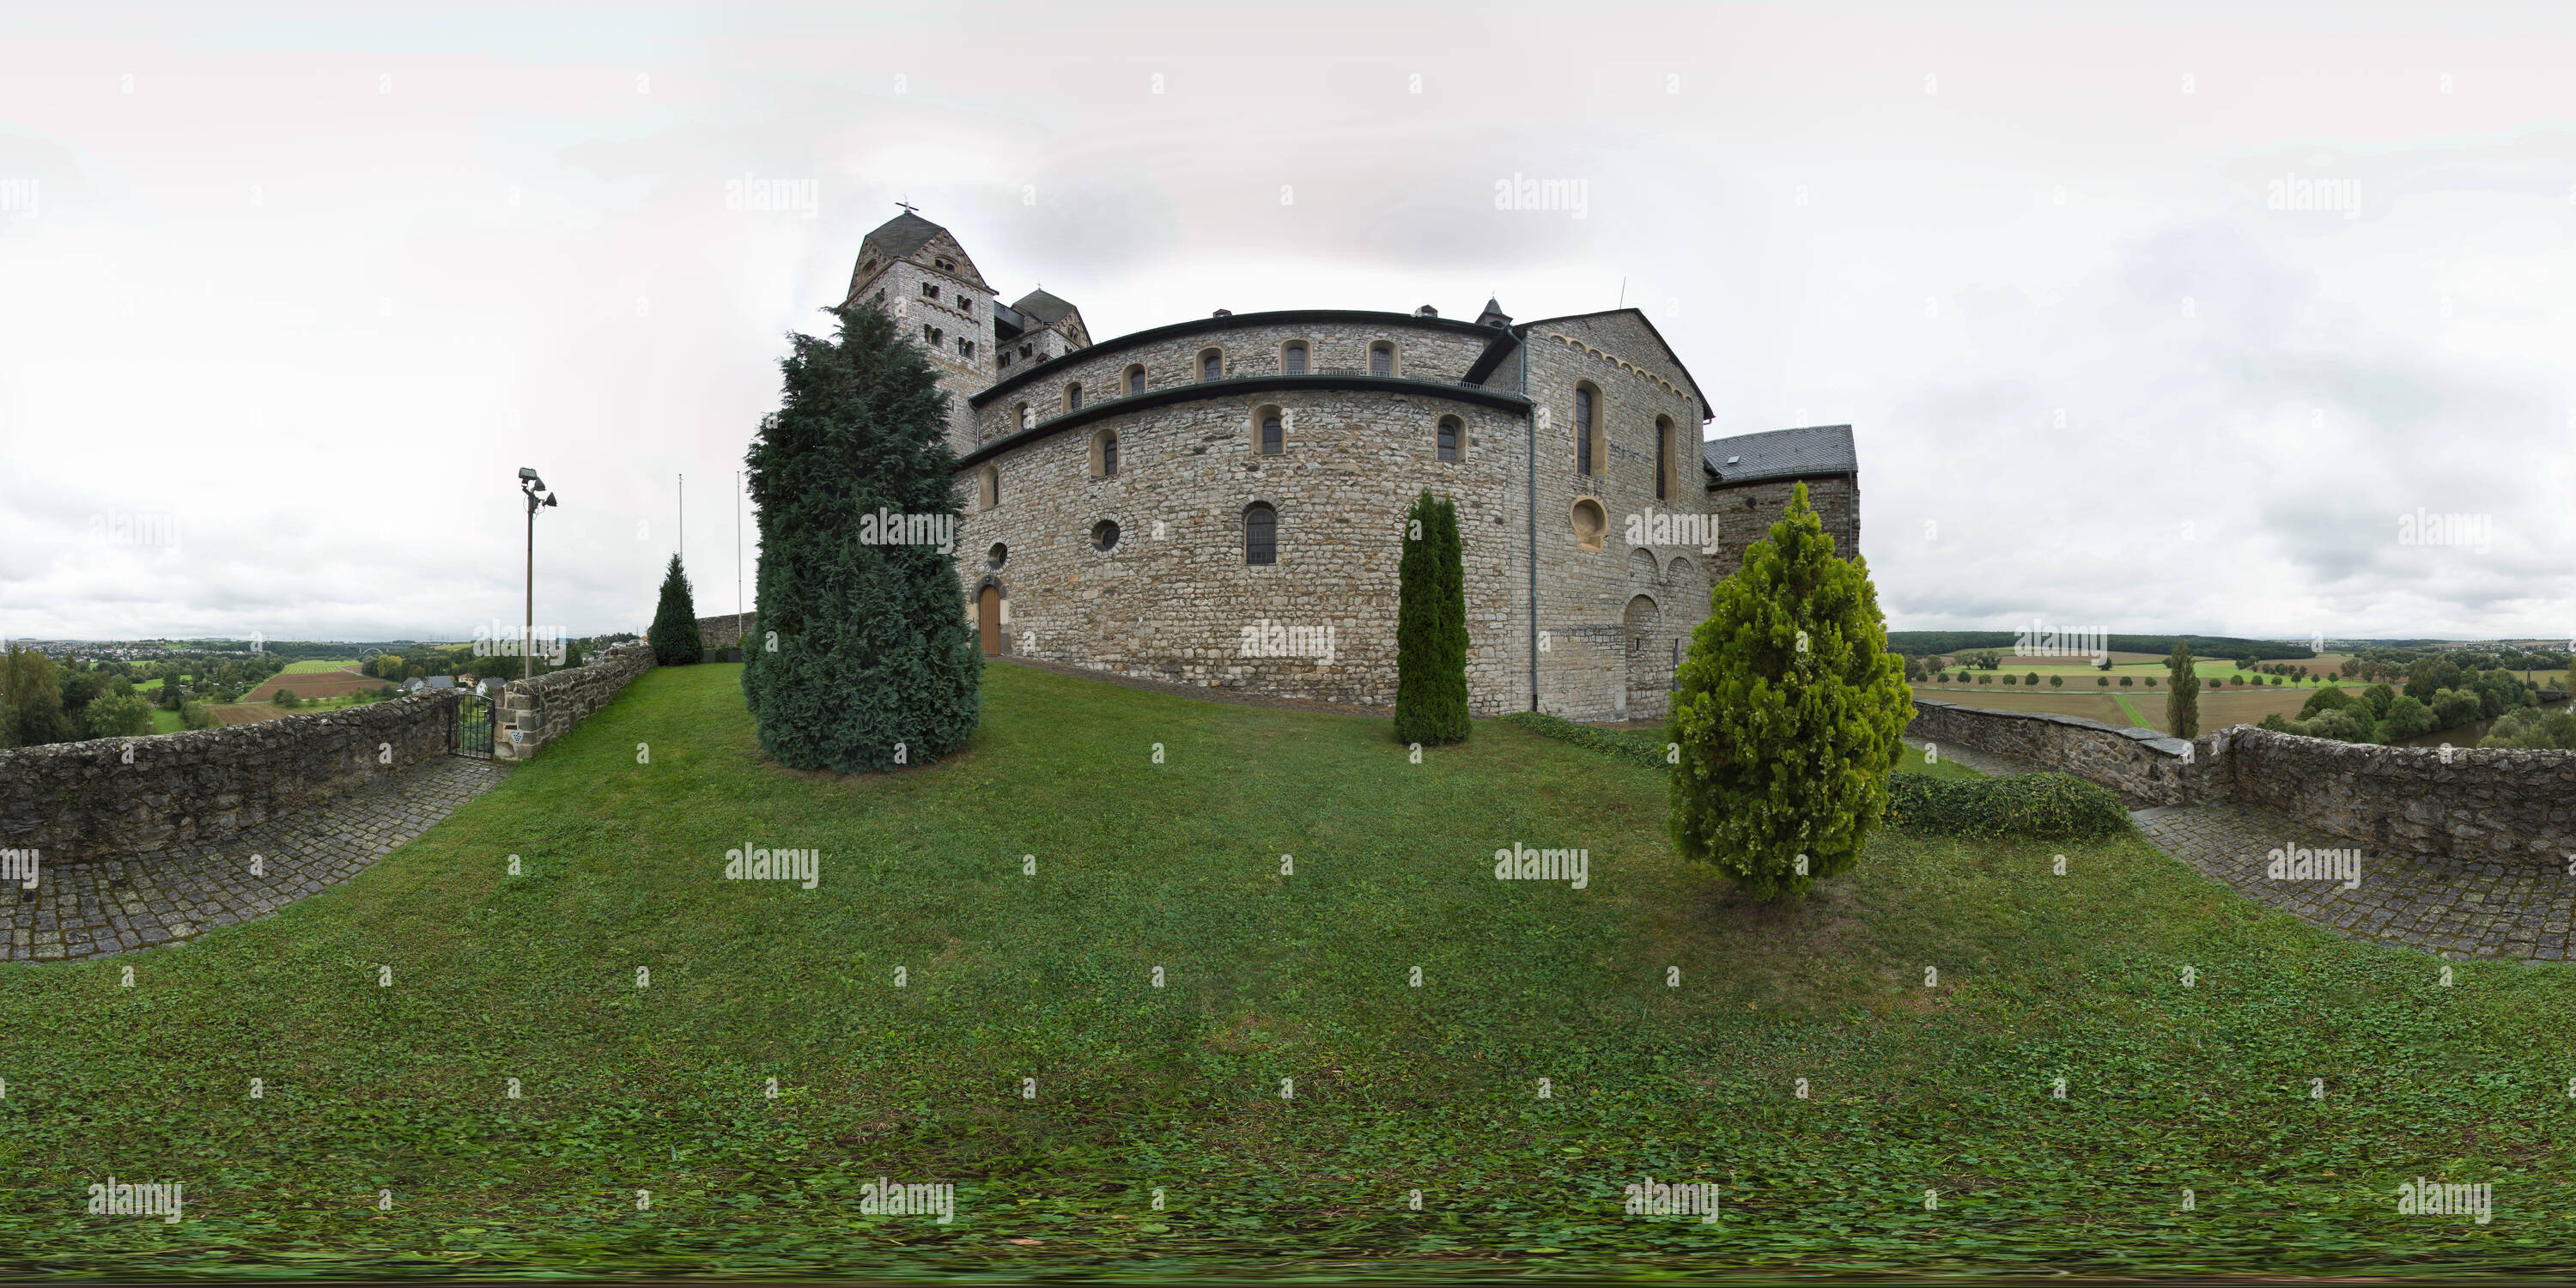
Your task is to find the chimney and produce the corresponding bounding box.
[1212,308,1232,318]
[1415,305,1439,318]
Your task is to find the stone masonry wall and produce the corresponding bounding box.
[1906,699,2226,806]
[1907,700,2576,861]
[696,612,755,652]
[1516,314,1724,722]
[972,317,1495,447]
[494,643,657,762]
[2227,727,2576,862]
[0,690,461,865]
[957,380,1532,713]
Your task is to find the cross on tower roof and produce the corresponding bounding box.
[895,200,919,215]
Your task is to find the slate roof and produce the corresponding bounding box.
[862,211,947,262]
[424,675,457,690]
[1012,289,1078,327]
[1703,424,1857,484]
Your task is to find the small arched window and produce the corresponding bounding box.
[1125,363,1146,395]
[1574,386,1597,477]
[979,465,999,508]
[1655,415,1674,501]
[1103,432,1118,477]
[1282,342,1309,375]
[1437,416,1461,463]
[1200,349,1224,381]
[1244,502,1278,566]
[1257,405,1284,455]
[1015,403,1031,431]
[1065,382,1083,412]
[1369,343,1394,377]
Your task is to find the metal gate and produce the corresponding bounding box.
[454,692,495,759]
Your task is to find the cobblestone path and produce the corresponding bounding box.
[3,757,507,962]
[2136,801,2576,963]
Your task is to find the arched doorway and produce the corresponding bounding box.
[977,585,1005,656]
[1624,594,1661,718]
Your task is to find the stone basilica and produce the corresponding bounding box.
[848,210,1861,723]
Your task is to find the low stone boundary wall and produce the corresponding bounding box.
[0,690,460,865]
[1906,699,2576,860]
[494,643,657,762]
[1906,700,2223,806]
[2227,728,2576,862]
[696,612,755,652]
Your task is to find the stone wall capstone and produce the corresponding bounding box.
[493,643,657,762]
[0,690,461,865]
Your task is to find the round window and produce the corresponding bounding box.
[987,543,1008,570]
[1091,520,1121,552]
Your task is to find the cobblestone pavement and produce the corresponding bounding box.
[4,757,507,963]
[2136,801,2576,963]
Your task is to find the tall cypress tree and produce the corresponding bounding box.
[2165,641,2200,739]
[1394,490,1470,744]
[648,555,704,665]
[741,299,981,772]
[1669,483,1909,901]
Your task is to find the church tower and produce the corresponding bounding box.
[844,209,1088,456]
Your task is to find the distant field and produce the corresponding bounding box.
[245,670,386,702]
[208,703,284,726]
[147,708,184,734]
[277,658,361,674]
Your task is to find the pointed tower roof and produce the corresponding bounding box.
[861,210,948,262]
[1475,296,1511,327]
[1012,288,1077,326]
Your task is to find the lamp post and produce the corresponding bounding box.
[518,468,558,682]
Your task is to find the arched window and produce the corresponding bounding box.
[1574,386,1597,477]
[1244,502,1278,565]
[1437,415,1461,463]
[1125,363,1147,395]
[1065,382,1082,412]
[1091,427,1120,478]
[1256,404,1285,455]
[978,465,999,508]
[1281,342,1309,375]
[1015,402,1031,431]
[1369,343,1394,377]
[1200,349,1224,382]
[1655,415,1674,501]
[987,543,1008,570]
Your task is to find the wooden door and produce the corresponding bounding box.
[977,586,1002,655]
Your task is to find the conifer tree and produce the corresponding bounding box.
[1669,483,1909,901]
[741,299,980,772]
[1394,489,1470,744]
[2166,641,2200,739]
[648,554,704,665]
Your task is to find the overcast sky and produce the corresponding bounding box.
[3,1,2572,645]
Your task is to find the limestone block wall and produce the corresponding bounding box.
[1706,474,1860,574]
[495,644,657,762]
[0,690,461,864]
[955,385,1532,713]
[696,612,756,652]
[2226,728,2576,862]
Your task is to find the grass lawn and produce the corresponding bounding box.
[4,663,2571,1276]
[277,659,362,674]
[146,707,185,734]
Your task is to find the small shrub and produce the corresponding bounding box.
[2024,672,2039,687]
[276,689,300,708]
[2003,674,2017,685]
[2050,675,2063,689]
[1499,710,1669,770]
[2144,677,2156,689]
[1978,673,1992,684]
[2097,677,2109,686]
[1884,772,2132,841]
[2119,676,2133,687]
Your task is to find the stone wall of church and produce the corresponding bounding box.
[1704,474,1862,574]
[971,317,1498,447]
[953,379,1534,713]
[1516,315,1722,723]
